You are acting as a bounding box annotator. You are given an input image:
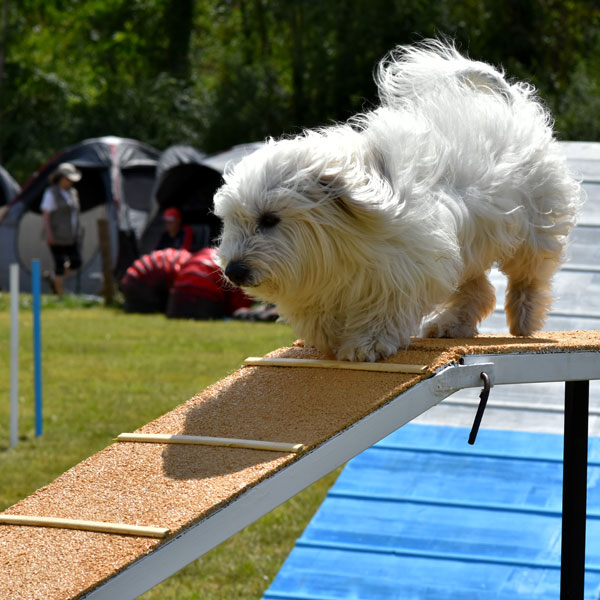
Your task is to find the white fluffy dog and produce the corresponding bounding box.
[214,40,581,361]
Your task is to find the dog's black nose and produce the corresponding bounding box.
[225,261,252,286]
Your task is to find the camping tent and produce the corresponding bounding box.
[0,165,20,206]
[139,145,220,254]
[201,141,265,173]
[0,136,159,294]
[139,142,264,255]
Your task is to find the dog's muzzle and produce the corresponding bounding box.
[224,260,252,287]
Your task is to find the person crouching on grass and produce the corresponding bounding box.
[41,162,83,297]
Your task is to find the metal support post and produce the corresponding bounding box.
[560,380,590,600]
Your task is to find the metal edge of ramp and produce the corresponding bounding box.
[81,350,600,599]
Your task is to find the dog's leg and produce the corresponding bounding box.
[334,308,414,362]
[501,246,562,336]
[422,273,496,338]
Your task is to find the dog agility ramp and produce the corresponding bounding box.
[0,332,598,599]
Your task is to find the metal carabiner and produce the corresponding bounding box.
[468,372,491,445]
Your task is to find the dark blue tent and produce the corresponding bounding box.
[0,136,159,293]
[139,142,264,255]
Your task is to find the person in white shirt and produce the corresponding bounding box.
[41,162,83,296]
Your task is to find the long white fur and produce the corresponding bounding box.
[214,40,581,361]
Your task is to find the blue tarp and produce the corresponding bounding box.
[264,423,600,600]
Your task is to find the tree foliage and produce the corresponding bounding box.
[0,0,598,183]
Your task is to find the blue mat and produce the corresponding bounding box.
[264,424,600,600]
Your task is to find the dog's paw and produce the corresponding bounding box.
[422,316,478,339]
[336,347,376,362]
[336,341,396,362]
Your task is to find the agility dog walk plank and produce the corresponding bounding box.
[0,331,598,600]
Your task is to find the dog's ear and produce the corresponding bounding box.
[331,194,359,219]
[316,174,372,221]
[315,175,353,217]
[316,174,339,196]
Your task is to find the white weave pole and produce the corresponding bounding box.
[9,263,19,448]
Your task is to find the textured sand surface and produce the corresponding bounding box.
[1,331,598,599]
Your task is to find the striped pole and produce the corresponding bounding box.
[32,259,43,437]
[9,264,19,448]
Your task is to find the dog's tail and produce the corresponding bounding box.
[375,39,529,107]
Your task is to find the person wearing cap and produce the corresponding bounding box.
[41,162,83,296]
[154,207,195,251]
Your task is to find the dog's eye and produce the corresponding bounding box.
[258,213,280,231]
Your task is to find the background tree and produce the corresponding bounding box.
[0,0,598,184]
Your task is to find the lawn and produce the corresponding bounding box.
[0,295,341,599]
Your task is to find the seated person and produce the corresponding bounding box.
[155,207,195,251]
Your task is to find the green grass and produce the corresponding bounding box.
[0,295,341,599]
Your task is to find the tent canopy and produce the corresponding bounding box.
[140,143,263,254]
[201,142,265,173]
[15,135,159,219]
[0,136,159,293]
